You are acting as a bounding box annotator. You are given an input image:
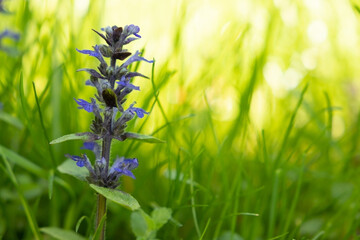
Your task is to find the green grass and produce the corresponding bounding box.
[1,0,360,239]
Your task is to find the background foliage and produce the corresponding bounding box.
[1,0,360,239]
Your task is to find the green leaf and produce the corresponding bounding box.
[57,159,89,182]
[218,231,244,240]
[151,207,172,230]
[50,133,88,144]
[131,210,157,239]
[0,111,23,129]
[0,217,6,237]
[41,227,86,240]
[0,149,42,240]
[0,144,75,197]
[90,184,140,211]
[0,144,45,178]
[353,4,360,15]
[131,211,148,237]
[124,132,165,143]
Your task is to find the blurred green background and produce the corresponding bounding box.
[1,0,360,239]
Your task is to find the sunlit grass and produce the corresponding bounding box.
[1,0,360,239]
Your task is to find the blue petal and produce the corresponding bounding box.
[130,107,148,118]
[81,142,96,151]
[0,29,20,41]
[85,80,94,86]
[114,168,135,179]
[123,158,139,170]
[126,72,148,79]
[74,98,93,112]
[117,80,140,91]
[123,37,139,45]
[76,48,98,58]
[112,157,138,179]
[67,154,83,161]
[76,45,105,64]
[123,169,136,178]
[126,24,141,38]
[122,50,153,68]
[66,154,86,167]
[81,142,101,159]
[76,160,86,167]
[96,157,106,166]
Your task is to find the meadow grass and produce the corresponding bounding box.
[1,0,360,239]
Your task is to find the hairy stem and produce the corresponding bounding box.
[96,52,117,240]
[110,56,116,88]
[111,56,116,69]
[102,136,112,174]
[96,194,107,240]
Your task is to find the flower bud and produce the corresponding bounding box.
[102,88,118,108]
[99,44,112,57]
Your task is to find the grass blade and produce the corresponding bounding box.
[32,81,57,167]
[268,169,282,239]
[0,149,42,240]
[274,83,309,168]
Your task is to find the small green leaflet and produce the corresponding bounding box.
[151,207,172,229]
[124,132,165,143]
[130,207,172,239]
[41,227,86,240]
[50,133,88,144]
[57,159,89,182]
[50,133,164,144]
[90,184,140,211]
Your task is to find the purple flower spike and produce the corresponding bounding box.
[74,98,93,112]
[122,50,153,68]
[67,24,154,188]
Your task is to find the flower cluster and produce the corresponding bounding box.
[68,25,153,188]
[66,142,138,188]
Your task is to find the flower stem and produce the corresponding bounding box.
[96,122,113,239]
[102,136,112,174]
[96,193,107,240]
[96,52,116,240]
